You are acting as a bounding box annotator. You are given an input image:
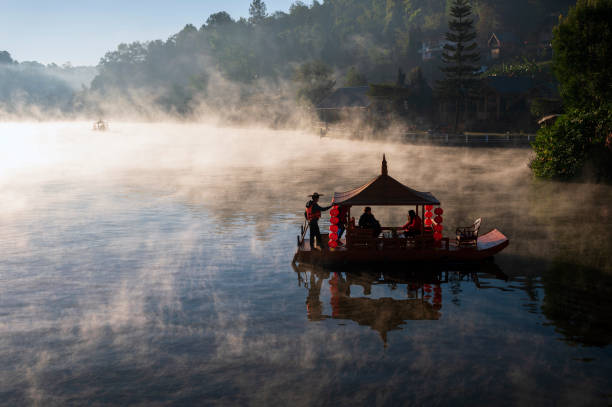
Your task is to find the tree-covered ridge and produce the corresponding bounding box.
[0,50,98,117]
[91,0,573,105]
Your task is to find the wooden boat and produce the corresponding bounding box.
[294,156,509,266]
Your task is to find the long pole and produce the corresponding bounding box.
[421,205,425,232]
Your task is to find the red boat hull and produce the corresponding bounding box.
[294,229,509,266]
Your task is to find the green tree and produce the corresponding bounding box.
[552,0,612,109]
[344,67,367,86]
[531,0,612,180]
[206,11,234,26]
[438,0,480,133]
[293,60,335,106]
[0,50,15,64]
[249,0,268,24]
[531,105,612,180]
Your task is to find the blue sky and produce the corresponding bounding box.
[0,0,296,66]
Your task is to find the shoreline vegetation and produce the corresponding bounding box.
[0,0,610,180]
[0,0,573,126]
[530,0,612,181]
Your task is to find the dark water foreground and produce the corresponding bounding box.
[0,123,611,406]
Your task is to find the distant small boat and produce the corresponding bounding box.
[294,155,509,266]
[92,120,108,131]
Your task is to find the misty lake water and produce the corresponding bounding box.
[0,122,611,406]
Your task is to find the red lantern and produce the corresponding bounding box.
[425,211,433,218]
[329,224,339,233]
[329,240,338,248]
[433,232,442,240]
[434,215,443,224]
[329,232,338,241]
[330,216,339,225]
[425,205,433,210]
[433,224,442,232]
[425,218,433,226]
[330,208,339,217]
[434,207,444,215]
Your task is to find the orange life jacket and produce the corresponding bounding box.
[306,202,321,221]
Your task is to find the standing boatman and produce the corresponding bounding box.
[305,192,332,250]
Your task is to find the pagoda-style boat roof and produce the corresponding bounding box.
[332,155,440,206]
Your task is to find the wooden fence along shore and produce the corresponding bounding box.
[403,131,534,147]
[316,124,535,147]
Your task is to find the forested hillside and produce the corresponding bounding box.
[0,52,97,118]
[89,0,573,116]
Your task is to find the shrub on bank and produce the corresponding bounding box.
[530,106,612,180]
[531,0,612,181]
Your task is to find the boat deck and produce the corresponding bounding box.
[299,239,347,252]
[295,229,509,265]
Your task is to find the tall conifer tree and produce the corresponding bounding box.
[249,0,268,24]
[438,0,480,133]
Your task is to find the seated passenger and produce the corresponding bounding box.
[402,210,422,237]
[359,207,381,237]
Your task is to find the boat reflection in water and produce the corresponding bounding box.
[293,263,508,346]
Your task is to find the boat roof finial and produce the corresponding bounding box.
[382,154,388,176]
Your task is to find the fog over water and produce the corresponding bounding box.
[0,122,611,406]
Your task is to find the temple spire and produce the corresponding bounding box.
[381,154,388,176]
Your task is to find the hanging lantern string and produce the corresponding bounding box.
[328,205,340,248]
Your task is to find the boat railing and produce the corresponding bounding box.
[297,223,451,251]
[346,226,450,250]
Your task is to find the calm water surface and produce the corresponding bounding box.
[0,123,611,406]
